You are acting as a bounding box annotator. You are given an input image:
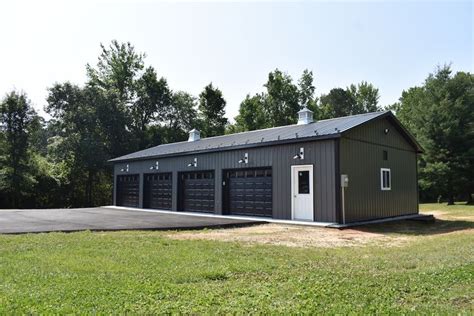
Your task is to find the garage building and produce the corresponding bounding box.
[110,109,422,224]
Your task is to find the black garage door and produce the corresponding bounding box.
[223,168,272,217]
[116,174,139,207]
[179,171,215,213]
[143,173,172,210]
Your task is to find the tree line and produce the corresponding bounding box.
[390,66,474,204]
[0,41,472,208]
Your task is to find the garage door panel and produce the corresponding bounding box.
[144,173,172,210]
[116,174,139,207]
[179,171,215,213]
[224,168,272,217]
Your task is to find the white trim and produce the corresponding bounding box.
[380,168,391,190]
[291,164,314,221]
[103,206,334,227]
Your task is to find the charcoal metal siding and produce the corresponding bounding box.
[113,139,337,222]
[343,116,415,152]
[339,117,419,222]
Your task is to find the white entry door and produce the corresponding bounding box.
[291,165,314,221]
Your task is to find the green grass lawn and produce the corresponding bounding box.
[0,204,473,314]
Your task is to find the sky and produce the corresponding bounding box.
[0,0,472,120]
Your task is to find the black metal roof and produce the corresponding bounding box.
[110,111,421,162]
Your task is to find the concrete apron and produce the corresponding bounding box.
[105,206,434,229]
[104,206,335,227]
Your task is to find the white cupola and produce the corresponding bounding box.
[297,107,314,125]
[188,129,201,142]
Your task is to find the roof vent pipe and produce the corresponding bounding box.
[188,129,201,142]
[297,107,314,125]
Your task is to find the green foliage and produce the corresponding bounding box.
[229,68,318,133]
[198,83,228,137]
[0,204,472,313]
[0,40,225,209]
[27,153,62,208]
[348,81,381,113]
[133,67,172,149]
[86,40,173,155]
[393,66,474,203]
[46,83,110,207]
[298,69,318,116]
[164,91,199,142]
[0,92,37,207]
[229,69,378,133]
[86,40,145,103]
[233,94,267,132]
[319,88,356,119]
[0,93,60,208]
[320,82,380,119]
[263,69,300,126]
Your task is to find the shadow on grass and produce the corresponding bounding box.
[356,218,474,236]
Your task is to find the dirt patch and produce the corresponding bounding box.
[428,210,474,221]
[166,223,411,248]
[167,210,474,248]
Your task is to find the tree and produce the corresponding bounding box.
[0,91,36,207]
[319,82,380,120]
[86,40,143,156]
[198,83,228,137]
[231,69,319,131]
[263,69,300,126]
[28,115,49,156]
[86,40,145,104]
[46,83,109,207]
[394,65,474,204]
[162,91,199,143]
[319,88,356,119]
[347,81,381,113]
[233,94,267,132]
[133,67,172,148]
[86,40,171,154]
[298,69,318,117]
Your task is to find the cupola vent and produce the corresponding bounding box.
[297,107,314,125]
[188,129,201,142]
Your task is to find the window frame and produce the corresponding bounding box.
[380,168,391,191]
[298,170,310,194]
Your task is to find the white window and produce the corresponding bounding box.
[381,168,391,190]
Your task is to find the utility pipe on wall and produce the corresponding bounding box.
[341,174,349,224]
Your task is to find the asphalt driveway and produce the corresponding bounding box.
[0,207,260,234]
